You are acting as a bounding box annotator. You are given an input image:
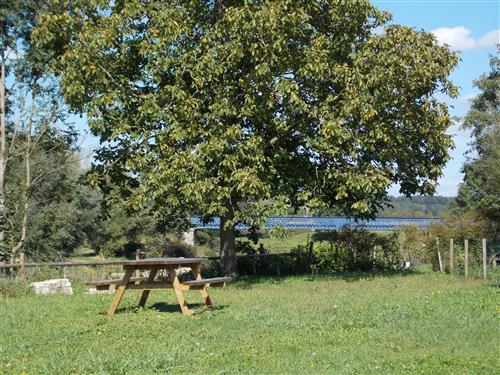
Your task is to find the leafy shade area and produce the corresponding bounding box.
[1,268,498,374]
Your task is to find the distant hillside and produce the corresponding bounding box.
[379,196,454,218]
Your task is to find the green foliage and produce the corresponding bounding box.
[398,214,493,272]
[311,228,400,271]
[94,206,168,259]
[1,0,86,262]
[195,229,220,251]
[2,126,83,261]
[34,1,459,272]
[268,226,289,241]
[399,224,425,261]
[454,52,500,239]
[1,270,499,373]
[163,240,197,258]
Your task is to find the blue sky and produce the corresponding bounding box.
[373,0,499,196]
[77,1,500,196]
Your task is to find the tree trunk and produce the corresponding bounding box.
[0,59,6,249]
[10,93,33,262]
[219,209,237,276]
[214,0,224,17]
[214,1,234,275]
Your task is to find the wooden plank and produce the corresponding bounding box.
[191,264,212,307]
[86,277,147,287]
[0,252,297,268]
[107,268,133,316]
[181,277,232,287]
[138,270,158,308]
[0,260,139,268]
[437,237,443,272]
[167,267,192,316]
[123,257,207,267]
[127,281,175,290]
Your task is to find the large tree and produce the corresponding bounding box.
[35,0,458,275]
[455,52,499,238]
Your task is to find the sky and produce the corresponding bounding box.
[77,0,500,197]
[373,0,499,196]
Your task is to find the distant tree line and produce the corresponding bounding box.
[379,196,453,218]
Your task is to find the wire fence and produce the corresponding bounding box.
[434,238,499,280]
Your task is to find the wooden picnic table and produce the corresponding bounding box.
[106,258,230,316]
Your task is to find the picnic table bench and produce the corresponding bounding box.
[86,277,148,291]
[90,258,231,316]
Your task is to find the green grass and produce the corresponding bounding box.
[1,267,499,374]
[257,230,311,252]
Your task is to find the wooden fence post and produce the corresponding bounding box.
[464,239,469,277]
[437,237,443,272]
[449,239,454,274]
[135,251,140,278]
[19,253,25,281]
[63,266,68,279]
[372,246,377,270]
[482,239,487,280]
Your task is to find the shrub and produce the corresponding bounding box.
[311,227,401,272]
[195,230,220,250]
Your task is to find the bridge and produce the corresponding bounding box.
[190,216,442,231]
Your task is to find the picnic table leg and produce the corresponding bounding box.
[192,265,212,307]
[167,268,192,316]
[107,268,133,316]
[138,269,157,308]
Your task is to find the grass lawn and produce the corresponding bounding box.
[1,267,499,374]
[257,230,311,252]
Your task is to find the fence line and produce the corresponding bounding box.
[0,252,297,270]
[437,238,498,279]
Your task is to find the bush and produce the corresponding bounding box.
[311,227,401,272]
[195,230,220,250]
[399,213,491,272]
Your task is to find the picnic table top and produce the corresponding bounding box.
[121,257,208,267]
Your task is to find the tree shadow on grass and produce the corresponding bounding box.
[149,302,228,314]
[231,268,424,287]
[112,302,227,315]
[314,268,422,283]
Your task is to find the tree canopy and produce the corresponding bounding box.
[454,52,499,238]
[35,0,458,274]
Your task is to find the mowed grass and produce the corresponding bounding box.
[1,268,499,374]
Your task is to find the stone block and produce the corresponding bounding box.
[30,278,73,295]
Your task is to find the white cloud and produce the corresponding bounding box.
[431,27,499,51]
[478,29,500,48]
[432,26,476,50]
